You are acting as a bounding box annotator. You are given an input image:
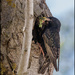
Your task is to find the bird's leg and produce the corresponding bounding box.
[37,43,44,57]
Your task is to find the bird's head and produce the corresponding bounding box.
[49,17,61,31]
[38,17,61,31]
[39,17,50,28]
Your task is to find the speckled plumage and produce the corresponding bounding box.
[33,17,61,74]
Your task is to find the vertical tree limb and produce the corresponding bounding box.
[17,0,33,75]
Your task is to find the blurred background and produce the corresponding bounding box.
[46,0,74,75]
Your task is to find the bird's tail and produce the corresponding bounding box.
[52,57,59,71]
[38,57,59,74]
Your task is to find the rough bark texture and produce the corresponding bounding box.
[1,0,54,75]
[17,0,34,74]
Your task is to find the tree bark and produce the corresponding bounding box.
[17,0,33,74]
[1,0,53,75]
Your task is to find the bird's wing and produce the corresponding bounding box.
[42,28,60,59]
[42,28,60,71]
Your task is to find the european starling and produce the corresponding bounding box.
[33,17,61,74]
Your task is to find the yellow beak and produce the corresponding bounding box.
[44,18,51,21]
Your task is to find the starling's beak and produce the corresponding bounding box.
[44,18,51,21]
[42,17,51,23]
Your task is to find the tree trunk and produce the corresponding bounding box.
[1,0,53,75]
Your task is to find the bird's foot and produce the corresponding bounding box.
[40,47,44,57]
[37,43,45,57]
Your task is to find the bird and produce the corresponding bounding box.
[32,16,61,74]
